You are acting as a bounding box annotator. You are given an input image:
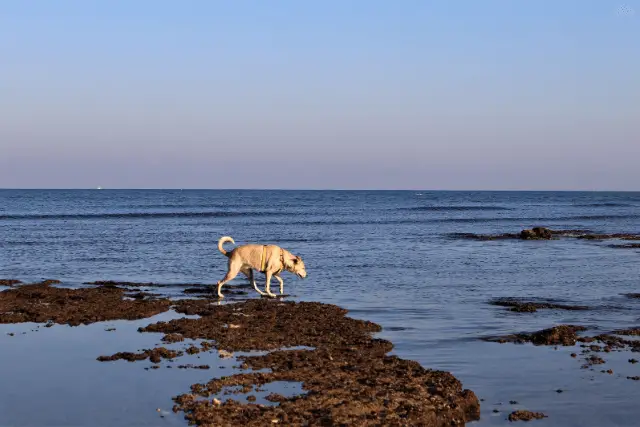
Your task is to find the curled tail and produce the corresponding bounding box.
[217,236,235,257]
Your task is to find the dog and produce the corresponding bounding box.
[215,236,307,299]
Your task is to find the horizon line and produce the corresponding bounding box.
[1,188,639,193]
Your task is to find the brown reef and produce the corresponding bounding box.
[1,280,479,426]
[0,281,171,326]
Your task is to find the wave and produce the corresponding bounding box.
[0,211,287,220]
[567,214,639,220]
[3,210,637,224]
[122,204,233,209]
[573,203,632,207]
[401,206,512,211]
[254,214,640,226]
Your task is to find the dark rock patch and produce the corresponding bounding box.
[186,345,201,355]
[484,325,587,346]
[520,227,553,240]
[264,393,289,403]
[490,298,588,313]
[613,328,640,336]
[125,291,161,300]
[0,279,22,286]
[452,228,640,242]
[508,410,547,421]
[578,334,640,352]
[177,365,210,370]
[97,347,183,363]
[582,355,606,369]
[161,333,185,343]
[0,282,171,326]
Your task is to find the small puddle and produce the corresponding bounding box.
[214,381,306,406]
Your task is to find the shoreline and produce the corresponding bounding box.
[0,280,480,426]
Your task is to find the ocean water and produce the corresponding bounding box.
[1,189,640,426]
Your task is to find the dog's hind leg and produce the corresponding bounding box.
[264,272,277,298]
[274,274,284,295]
[216,260,241,299]
[248,269,266,296]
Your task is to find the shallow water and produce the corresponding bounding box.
[1,190,640,426]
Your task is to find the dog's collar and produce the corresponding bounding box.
[261,247,286,274]
[273,249,285,274]
[260,245,268,272]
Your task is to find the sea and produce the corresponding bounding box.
[1,189,639,427]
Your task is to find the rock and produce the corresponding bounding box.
[97,347,183,363]
[161,333,185,343]
[520,227,553,240]
[490,298,588,313]
[483,325,587,346]
[0,283,171,326]
[613,328,640,336]
[218,349,234,359]
[508,410,547,421]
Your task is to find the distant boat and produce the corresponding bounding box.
[97,186,102,190]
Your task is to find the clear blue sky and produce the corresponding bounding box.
[1,1,638,190]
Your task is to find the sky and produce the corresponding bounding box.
[1,1,638,190]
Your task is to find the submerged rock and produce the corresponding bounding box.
[452,228,640,242]
[520,227,553,240]
[508,410,547,421]
[490,298,589,313]
[608,244,640,249]
[484,325,587,346]
[97,347,182,363]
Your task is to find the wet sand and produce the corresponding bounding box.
[0,280,480,426]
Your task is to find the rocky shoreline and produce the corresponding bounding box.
[0,280,480,426]
[451,226,640,243]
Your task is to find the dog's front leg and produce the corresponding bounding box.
[264,272,277,298]
[249,269,266,296]
[274,274,284,295]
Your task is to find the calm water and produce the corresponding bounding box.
[1,190,640,426]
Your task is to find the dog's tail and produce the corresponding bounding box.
[217,236,235,257]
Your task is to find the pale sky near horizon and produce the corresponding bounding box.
[1,1,638,190]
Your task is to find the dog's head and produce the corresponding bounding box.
[290,255,307,279]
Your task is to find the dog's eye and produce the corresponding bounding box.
[293,258,298,264]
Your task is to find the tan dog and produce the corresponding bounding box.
[216,236,307,299]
